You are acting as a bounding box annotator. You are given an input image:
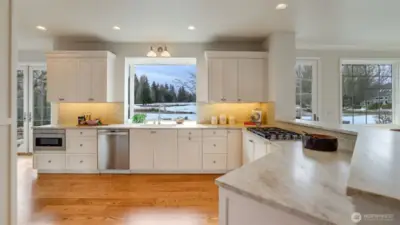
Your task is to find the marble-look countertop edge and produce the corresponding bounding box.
[215,180,335,225]
[276,120,358,135]
[33,124,254,129]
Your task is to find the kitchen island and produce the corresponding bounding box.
[216,123,400,225]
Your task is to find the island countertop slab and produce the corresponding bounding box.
[216,141,354,225]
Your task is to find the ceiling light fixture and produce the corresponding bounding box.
[113,26,121,30]
[160,46,171,57]
[146,47,157,57]
[36,25,47,31]
[276,3,288,10]
[188,25,196,30]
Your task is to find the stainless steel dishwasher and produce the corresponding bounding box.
[98,129,130,171]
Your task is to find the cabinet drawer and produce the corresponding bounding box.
[227,129,241,135]
[67,129,97,137]
[66,154,97,170]
[67,137,97,154]
[178,129,202,137]
[203,129,227,137]
[34,154,66,170]
[203,138,227,153]
[203,154,227,170]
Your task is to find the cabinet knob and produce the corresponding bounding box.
[80,144,83,147]
[213,144,216,147]
[221,98,226,101]
[151,131,156,134]
[213,131,216,135]
[188,137,191,141]
[80,132,83,135]
[238,98,242,102]
[249,140,254,143]
[213,160,216,164]
[80,160,83,163]
[48,160,52,163]
[189,132,192,135]
[59,98,65,101]
[88,98,94,101]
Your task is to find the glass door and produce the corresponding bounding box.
[17,67,29,153]
[295,59,319,121]
[17,65,49,153]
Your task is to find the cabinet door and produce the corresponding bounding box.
[227,130,242,170]
[242,132,254,164]
[178,137,202,170]
[238,59,264,102]
[77,59,92,102]
[130,129,154,170]
[90,59,107,102]
[209,58,238,102]
[253,140,267,161]
[154,130,178,170]
[47,58,78,102]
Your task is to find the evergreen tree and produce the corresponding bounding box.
[151,81,159,103]
[169,84,177,102]
[134,74,140,104]
[138,75,151,104]
[177,86,188,102]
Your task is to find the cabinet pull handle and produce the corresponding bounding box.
[249,140,254,143]
[80,160,83,163]
[59,98,65,101]
[213,131,216,135]
[238,98,241,102]
[88,98,94,101]
[151,131,156,134]
[48,160,52,163]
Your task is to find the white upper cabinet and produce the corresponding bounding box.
[47,58,79,102]
[205,51,267,103]
[238,59,264,102]
[46,51,116,103]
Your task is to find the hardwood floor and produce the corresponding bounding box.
[17,156,220,225]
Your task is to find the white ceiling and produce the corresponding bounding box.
[16,0,400,50]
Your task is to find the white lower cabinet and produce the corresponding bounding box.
[178,137,202,170]
[66,154,97,170]
[227,130,242,170]
[153,130,178,170]
[67,137,97,154]
[130,129,154,170]
[203,154,227,171]
[242,130,270,164]
[34,154,66,170]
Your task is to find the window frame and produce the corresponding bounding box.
[295,58,321,121]
[339,58,400,125]
[124,57,197,123]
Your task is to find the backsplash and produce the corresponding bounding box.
[57,103,124,125]
[197,102,275,124]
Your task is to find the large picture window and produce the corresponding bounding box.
[128,64,197,123]
[341,63,393,124]
[295,59,319,121]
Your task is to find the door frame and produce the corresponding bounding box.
[295,58,321,121]
[17,63,47,153]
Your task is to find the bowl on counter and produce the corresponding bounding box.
[302,133,338,152]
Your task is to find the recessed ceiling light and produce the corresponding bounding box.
[113,26,121,30]
[188,25,196,30]
[36,25,47,31]
[276,3,288,10]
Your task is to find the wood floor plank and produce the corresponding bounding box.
[18,156,220,225]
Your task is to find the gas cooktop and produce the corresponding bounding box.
[247,127,302,140]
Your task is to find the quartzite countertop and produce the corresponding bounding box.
[216,141,354,225]
[33,123,267,129]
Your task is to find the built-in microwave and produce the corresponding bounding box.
[33,129,66,151]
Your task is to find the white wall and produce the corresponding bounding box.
[1,0,17,224]
[266,32,296,120]
[52,39,264,102]
[18,50,46,64]
[297,49,400,124]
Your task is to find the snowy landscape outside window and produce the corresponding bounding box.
[342,64,393,124]
[129,64,197,122]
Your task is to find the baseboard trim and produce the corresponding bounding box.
[17,152,33,156]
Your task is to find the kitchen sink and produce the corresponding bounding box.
[139,124,177,128]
